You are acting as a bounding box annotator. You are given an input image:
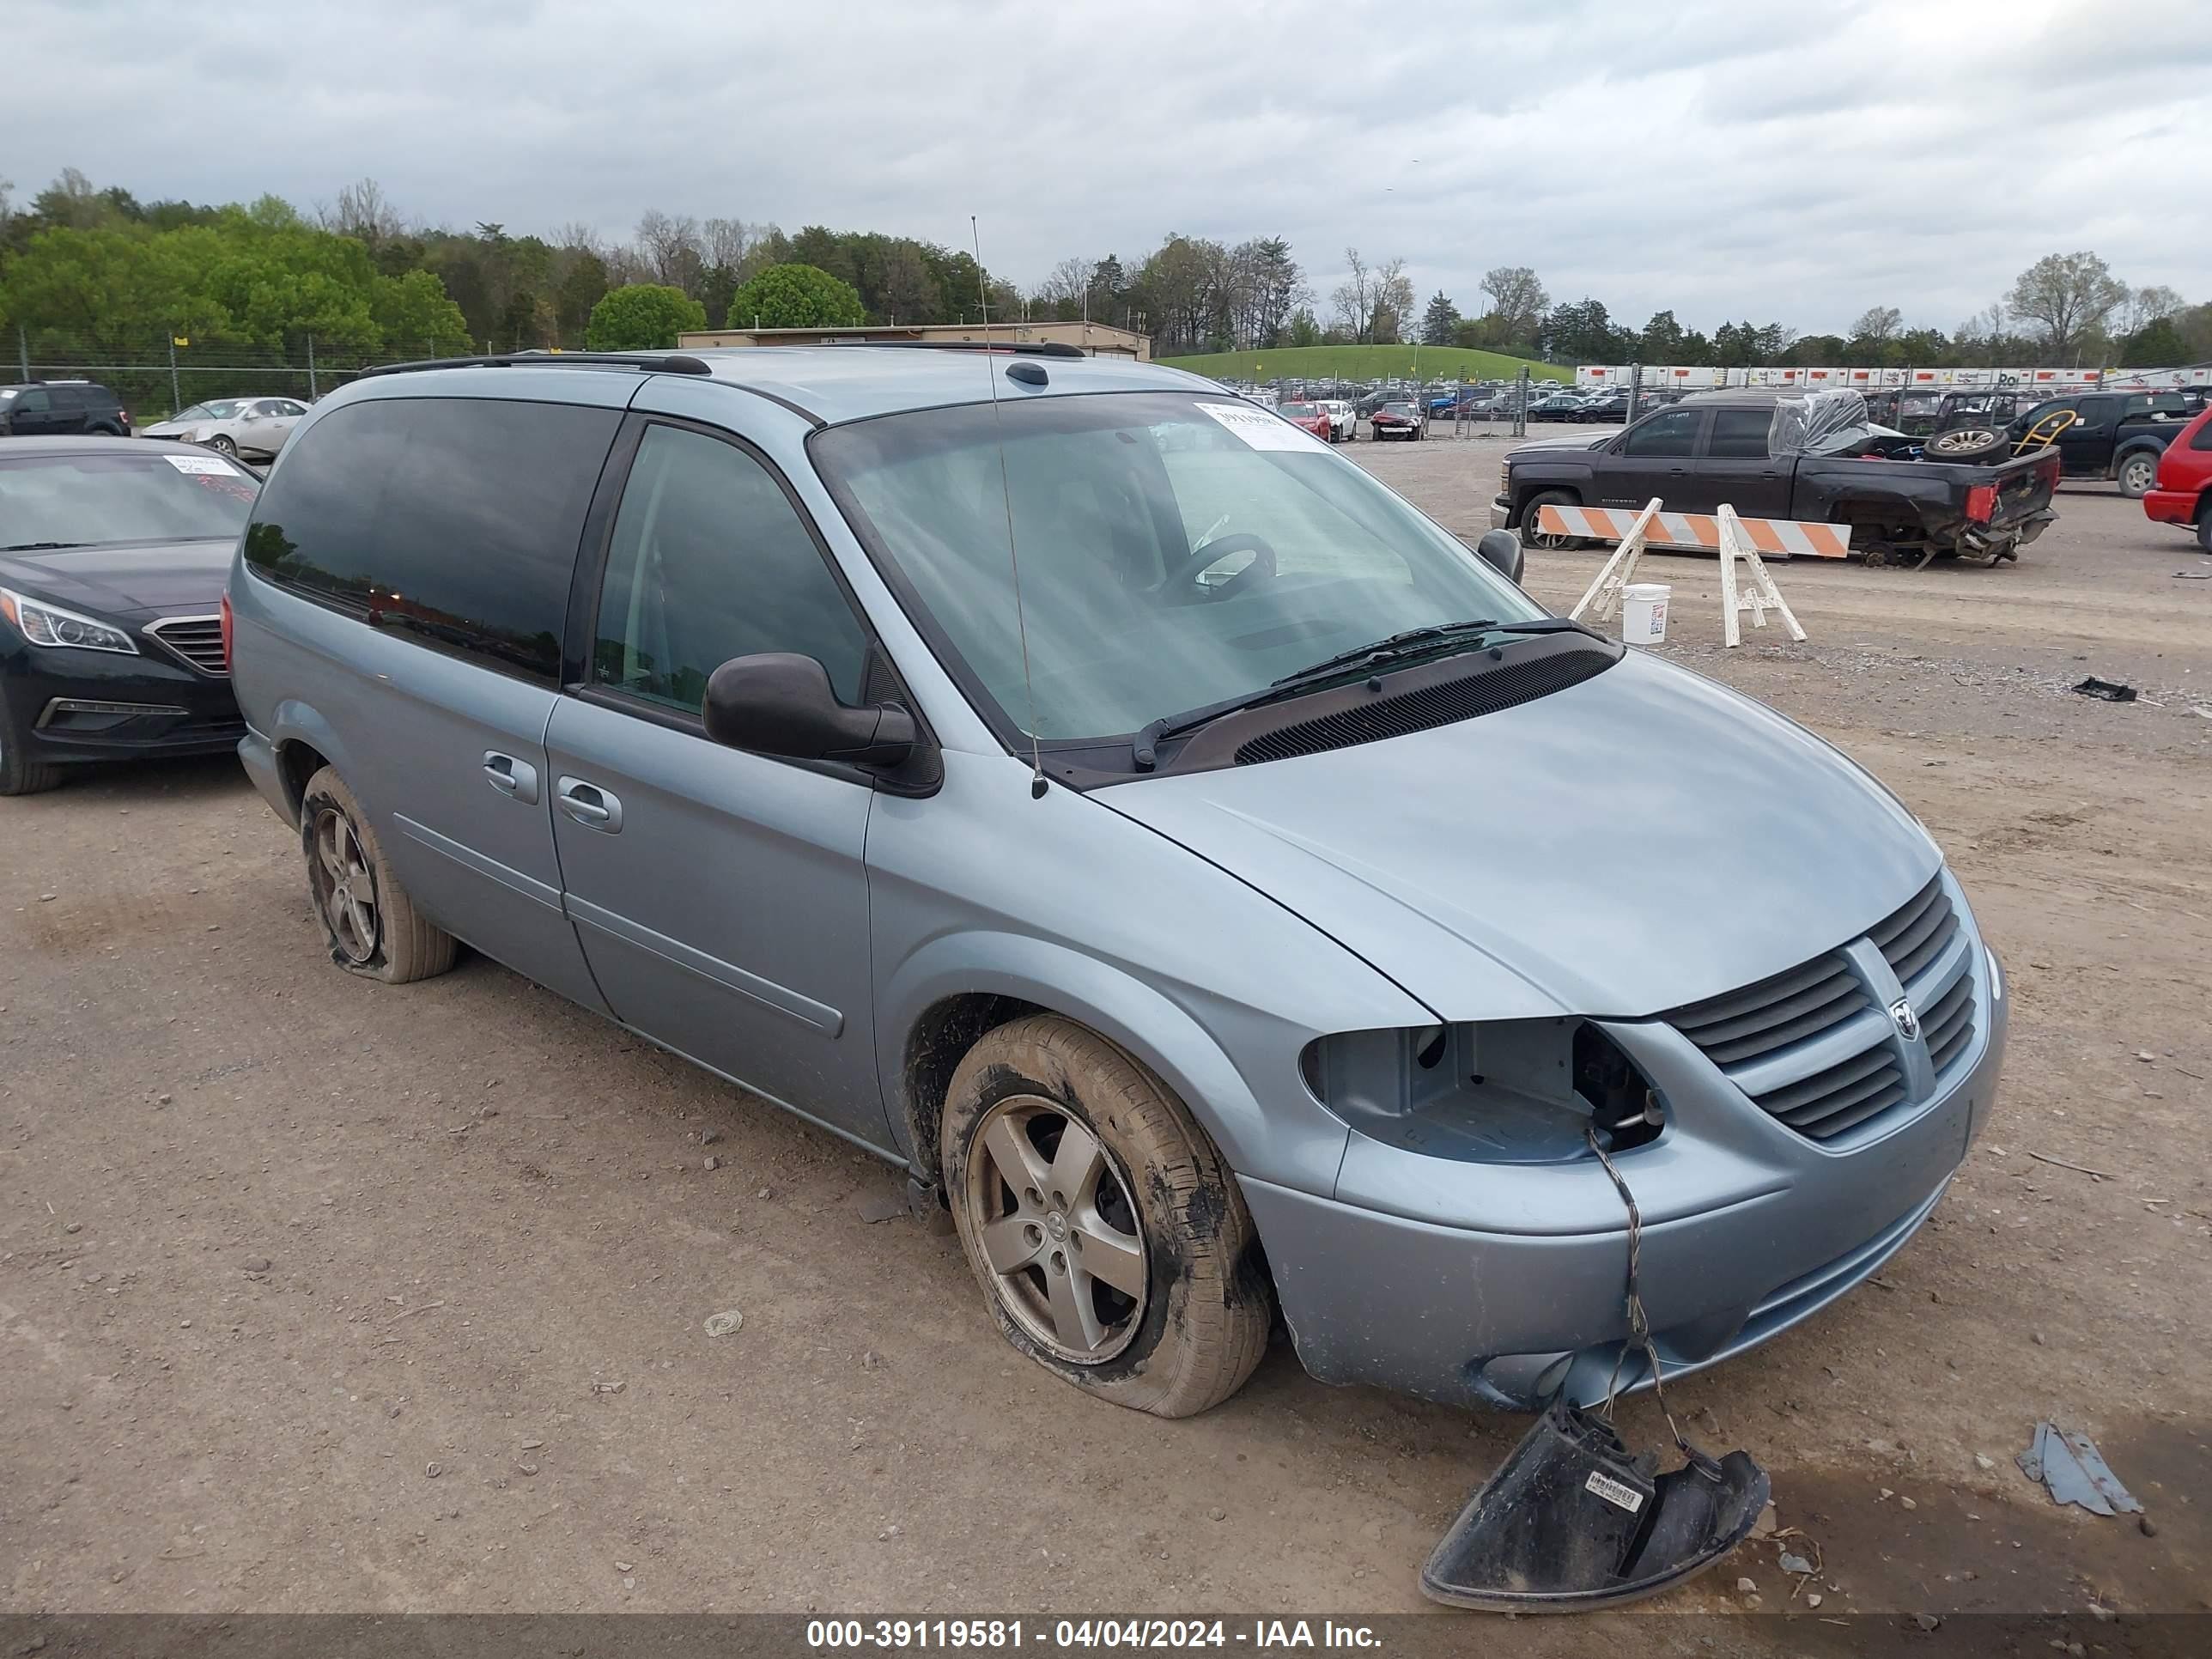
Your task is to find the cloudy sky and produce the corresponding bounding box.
[14,0,2207,337]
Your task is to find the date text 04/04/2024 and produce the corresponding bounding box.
[805,1620,1382,1649]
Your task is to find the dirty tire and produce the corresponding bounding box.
[1860,540,1898,568]
[2199,502,2212,553]
[2115,452,2156,500]
[0,690,64,796]
[1924,427,2007,464]
[941,1015,1270,1419]
[299,766,457,983]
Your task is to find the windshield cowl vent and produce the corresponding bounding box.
[1224,635,1619,767]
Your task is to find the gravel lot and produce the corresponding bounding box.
[3,431,2209,1632]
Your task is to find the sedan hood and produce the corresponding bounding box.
[1097,651,1938,1019]
[0,539,238,619]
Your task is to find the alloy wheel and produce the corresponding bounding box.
[962,1096,1148,1363]
[308,807,379,963]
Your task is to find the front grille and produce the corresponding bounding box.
[1871,877,1956,984]
[145,615,227,677]
[1668,874,1981,1143]
[1232,646,1615,765]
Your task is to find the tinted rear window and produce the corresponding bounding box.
[244,396,618,684]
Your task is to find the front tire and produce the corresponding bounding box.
[207,434,238,456]
[941,1016,1271,1419]
[2198,501,2212,553]
[0,692,64,796]
[1520,489,1583,551]
[299,766,456,982]
[2116,451,2157,499]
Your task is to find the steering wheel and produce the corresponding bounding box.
[1164,532,1279,605]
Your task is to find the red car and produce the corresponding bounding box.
[2144,404,2212,551]
[1277,400,1335,442]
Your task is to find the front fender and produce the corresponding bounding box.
[877,929,1358,1200]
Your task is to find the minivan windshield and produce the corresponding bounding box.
[812,390,1543,744]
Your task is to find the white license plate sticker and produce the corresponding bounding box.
[1584,1470,1645,1513]
[1195,401,1328,452]
[164,454,234,475]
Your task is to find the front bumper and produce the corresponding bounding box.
[2,646,241,765]
[1243,939,2007,1412]
[2143,487,2199,527]
[1488,495,1513,531]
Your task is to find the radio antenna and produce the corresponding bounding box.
[971,214,1048,800]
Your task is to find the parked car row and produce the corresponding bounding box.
[0,346,2004,1444]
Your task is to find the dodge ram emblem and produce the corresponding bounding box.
[1889,996,1919,1042]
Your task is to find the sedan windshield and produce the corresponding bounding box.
[812,391,1542,744]
[0,451,258,547]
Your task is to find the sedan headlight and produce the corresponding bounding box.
[0,588,141,654]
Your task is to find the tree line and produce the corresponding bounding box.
[1,168,2203,373]
[1412,252,2208,371]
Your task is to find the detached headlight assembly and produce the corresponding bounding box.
[1,588,141,655]
[1301,1018,1665,1164]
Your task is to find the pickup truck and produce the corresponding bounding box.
[1490,391,2061,567]
[1978,390,2197,499]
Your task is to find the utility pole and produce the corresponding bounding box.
[15,325,27,384]
[307,333,319,399]
[167,332,181,415]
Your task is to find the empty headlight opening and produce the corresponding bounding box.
[1302,1019,1665,1164]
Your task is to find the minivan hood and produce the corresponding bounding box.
[0,538,238,619]
[1097,650,1938,1020]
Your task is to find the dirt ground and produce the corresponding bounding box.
[3,431,2209,1636]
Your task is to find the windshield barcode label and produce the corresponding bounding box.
[1584,1471,1645,1513]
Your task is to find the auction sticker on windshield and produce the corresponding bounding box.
[1195,401,1328,452]
[164,454,236,475]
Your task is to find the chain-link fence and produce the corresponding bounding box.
[9,327,497,424]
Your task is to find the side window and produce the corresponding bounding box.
[592,423,872,715]
[245,397,618,684]
[1707,410,1771,458]
[2192,421,2212,453]
[15,389,50,413]
[52,386,88,410]
[1620,409,1701,457]
[2074,397,2116,429]
[278,401,309,417]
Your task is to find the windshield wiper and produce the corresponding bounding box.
[1128,618,1593,769]
[0,541,89,552]
[1273,615,1592,684]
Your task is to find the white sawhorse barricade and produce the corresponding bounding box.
[1547,498,1838,647]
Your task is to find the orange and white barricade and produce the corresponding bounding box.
[1561,499,1808,648]
[1535,502,1850,560]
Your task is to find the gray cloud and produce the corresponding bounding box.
[12,0,2202,337]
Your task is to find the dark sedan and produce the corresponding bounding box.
[0,436,257,793]
[1525,394,1590,422]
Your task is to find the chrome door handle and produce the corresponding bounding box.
[556,777,623,833]
[483,751,539,804]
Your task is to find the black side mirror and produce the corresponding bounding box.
[1475,529,1525,585]
[702,653,916,767]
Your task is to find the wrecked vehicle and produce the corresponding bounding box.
[229,346,2006,1422]
[1494,387,2060,567]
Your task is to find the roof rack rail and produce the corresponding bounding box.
[357,351,713,380]
[820,339,1088,360]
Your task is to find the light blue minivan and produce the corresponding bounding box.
[229,345,2004,1419]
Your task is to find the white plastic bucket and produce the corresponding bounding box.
[1622,582,1670,645]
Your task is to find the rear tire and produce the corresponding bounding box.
[0,692,65,796]
[941,1015,1271,1419]
[2198,501,2212,553]
[299,766,457,983]
[2115,451,2157,500]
